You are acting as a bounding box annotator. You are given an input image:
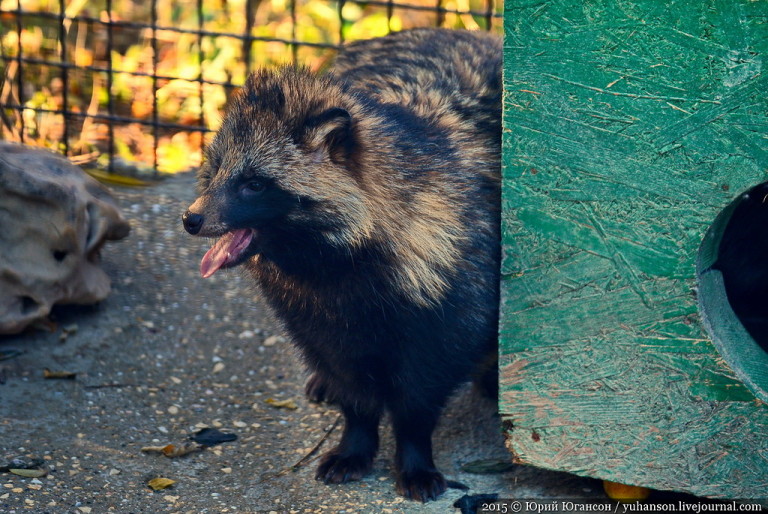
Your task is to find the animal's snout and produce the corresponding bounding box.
[182,210,204,235]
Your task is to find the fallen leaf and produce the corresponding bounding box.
[9,468,47,478]
[141,441,203,458]
[1,456,44,472]
[453,493,500,513]
[147,477,175,491]
[163,441,203,457]
[140,445,166,454]
[85,168,153,187]
[603,481,651,502]
[265,398,298,410]
[190,427,238,446]
[43,368,77,380]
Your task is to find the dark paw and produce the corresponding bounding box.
[396,469,447,502]
[305,372,330,403]
[315,450,374,484]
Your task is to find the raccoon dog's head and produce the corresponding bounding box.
[182,67,373,278]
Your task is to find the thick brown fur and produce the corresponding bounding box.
[184,28,502,502]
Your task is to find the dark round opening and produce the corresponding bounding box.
[697,181,768,402]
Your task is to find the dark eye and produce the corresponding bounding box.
[242,179,267,196]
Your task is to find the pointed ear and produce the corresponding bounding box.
[302,107,354,162]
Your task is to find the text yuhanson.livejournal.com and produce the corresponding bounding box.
[478,500,765,514]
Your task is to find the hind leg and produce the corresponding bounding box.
[316,403,381,484]
[305,371,332,403]
[390,402,447,502]
[473,352,498,400]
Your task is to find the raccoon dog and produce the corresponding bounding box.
[183,28,502,502]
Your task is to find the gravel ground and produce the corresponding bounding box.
[0,172,605,513]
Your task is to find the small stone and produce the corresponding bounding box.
[221,467,232,474]
[263,335,282,346]
[108,468,120,476]
[212,362,225,373]
[167,405,179,415]
[170,376,182,385]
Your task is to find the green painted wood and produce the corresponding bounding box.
[500,0,768,499]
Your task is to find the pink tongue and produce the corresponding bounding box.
[200,229,255,278]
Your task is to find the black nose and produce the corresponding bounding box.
[182,211,204,235]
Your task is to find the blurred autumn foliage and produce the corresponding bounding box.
[0,0,501,175]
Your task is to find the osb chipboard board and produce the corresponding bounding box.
[500,0,767,499]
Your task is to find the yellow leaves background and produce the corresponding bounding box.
[0,0,500,174]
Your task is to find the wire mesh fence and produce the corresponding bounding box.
[0,0,502,176]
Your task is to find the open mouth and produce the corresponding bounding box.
[200,228,257,278]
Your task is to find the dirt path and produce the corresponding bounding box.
[0,173,600,513]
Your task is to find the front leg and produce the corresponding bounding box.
[316,403,381,484]
[390,403,447,502]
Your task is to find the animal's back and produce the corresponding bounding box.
[333,28,502,147]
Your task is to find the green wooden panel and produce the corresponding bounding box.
[500,0,768,499]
